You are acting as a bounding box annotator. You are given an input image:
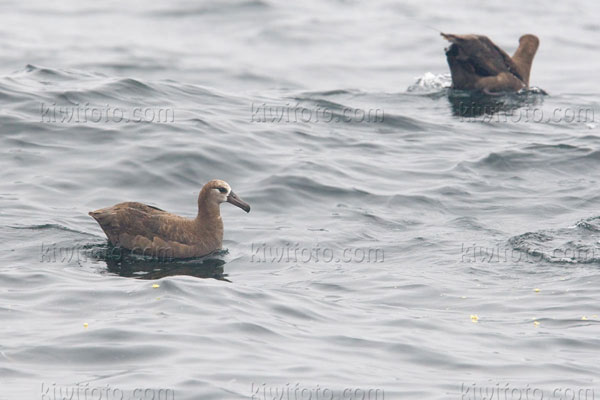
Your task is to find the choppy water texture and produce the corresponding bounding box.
[1,1,600,399]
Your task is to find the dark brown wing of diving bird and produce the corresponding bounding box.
[441,33,537,93]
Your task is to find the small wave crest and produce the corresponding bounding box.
[406,73,451,93]
[509,217,600,264]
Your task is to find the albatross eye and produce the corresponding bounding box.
[217,187,228,194]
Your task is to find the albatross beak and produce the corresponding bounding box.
[227,191,251,213]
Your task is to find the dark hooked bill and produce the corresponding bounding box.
[227,191,251,213]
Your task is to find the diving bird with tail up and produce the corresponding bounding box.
[89,179,250,259]
[441,33,539,94]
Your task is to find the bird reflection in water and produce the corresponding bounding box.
[89,243,230,281]
[447,90,546,119]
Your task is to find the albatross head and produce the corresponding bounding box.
[518,34,539,53]
[513,34,540,87]
[203,179,251,213]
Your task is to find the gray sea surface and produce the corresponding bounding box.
[1,1,599,399]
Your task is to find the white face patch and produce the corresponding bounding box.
[206,180,232,204]
[212,185,231,200]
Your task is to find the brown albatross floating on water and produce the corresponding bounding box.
[441,33,539,94]
[89,179,250,259]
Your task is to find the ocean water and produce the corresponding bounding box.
[1,1,600,399]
